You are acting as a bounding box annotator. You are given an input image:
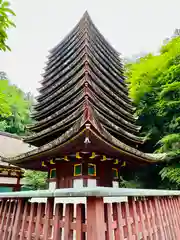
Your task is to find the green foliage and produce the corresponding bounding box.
[126,36,180,188]
[0,0,15,51]
[157,134,180,154]
[0,73,34,135]
[22,170,48,190]
[0,3,46,191]
[0,79,12,117]
[159,163,180,187]
[119,177,144,188]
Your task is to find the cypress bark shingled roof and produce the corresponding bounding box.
[0,132,35,171]
[0,132,35,158]
[24,12,142,147]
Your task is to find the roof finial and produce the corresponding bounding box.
[83,10,91,21]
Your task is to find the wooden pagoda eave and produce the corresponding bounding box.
[39,58,131,114]
[27,94,142,147]
[48,26,82,62]
[28,102,84,132]
[45,24,89,71]
[36,63,85,103]
[42,40,124,95]
[87,88,140,131]
[32,89,83,119]
[88,29,122,69]
[48,11,94,56]
[26,121,75,147]
[88,48,126,97]
[87,44,127,94]
[85,93,143,144]
[36,57,86,101]
[35,65,133,123]
[34,80,84,114]
[102,123,143,145]
[45,28,124,85]
[45,33,126,95]
[32,91,84,121]
[88,78,136,122]
[35,76,136,128]
[39,47,86,93]
[90,38,125,82]
[43,39,84,81]
[5,123,162,170]
[92,98,140,133]
[25,110,84,146]
[30,87,138,138]
[43,32,86,79]
[87,15,119,58]
[96,112,143,144]
[43,14,125,88]
[34,76,85,111]
[94,105,140,134]
[48,14,82,56]
[49,11,119,59]
[87,59,133,108]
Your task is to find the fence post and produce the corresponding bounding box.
[87,196,105,240]
[11,199,24,239]
[43,197,54,240]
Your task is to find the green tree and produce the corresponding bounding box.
[0,0,15,51]
[22,170,48,190]
[0,78,12,117]
[126,36,180,188]
[0,73,34,135]
[0,4,47,190]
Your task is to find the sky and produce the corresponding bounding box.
[0,0,179,95]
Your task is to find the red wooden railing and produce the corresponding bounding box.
[0,187,179,239]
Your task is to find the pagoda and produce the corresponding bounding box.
[4,12,163,190]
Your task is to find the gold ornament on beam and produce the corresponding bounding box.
[76,152,82,159]
[50,159,55,165]
[101,155,107,161]
[64,156,70,161]
[42,161,47,167]
[113,159,119,165]
[121,161,126,167]
[89,152,96,159]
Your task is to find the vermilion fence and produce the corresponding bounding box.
[0,187,179,239]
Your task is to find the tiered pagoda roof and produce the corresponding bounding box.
[4,12,165,170]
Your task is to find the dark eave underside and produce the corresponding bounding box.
[6,122,160,170]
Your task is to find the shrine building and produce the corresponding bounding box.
[0,132,30,192]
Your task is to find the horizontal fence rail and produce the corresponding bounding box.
[0,187,179,239]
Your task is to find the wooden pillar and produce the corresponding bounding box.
[87,196,105,240]
[56,162,73,188]
[98,161,113,187]
[13,174,21,191]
